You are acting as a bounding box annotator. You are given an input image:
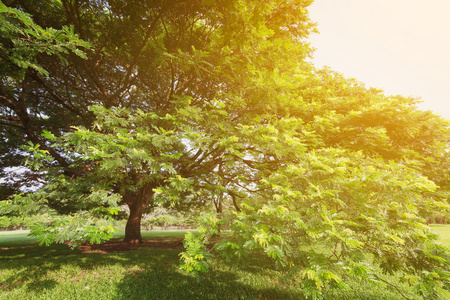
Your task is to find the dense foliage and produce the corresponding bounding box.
[1,0,450,298]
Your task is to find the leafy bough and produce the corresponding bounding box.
[180,149,450,299]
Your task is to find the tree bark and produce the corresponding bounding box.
[213,195,223,235]
[124,200,144,244]
[123,183,154,244]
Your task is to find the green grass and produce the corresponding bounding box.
[0,245,405,300]
[430,224,450,246]
[1,226,450,299]
[0,239,304,299]
[0,230,35,247]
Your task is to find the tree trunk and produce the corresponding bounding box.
[123,184,154,244]
[213,195,223,235]
[124,201,144,244]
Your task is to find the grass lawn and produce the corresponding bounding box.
[0,230,35,247]
[1,226,450,299]
[429,224,450,246]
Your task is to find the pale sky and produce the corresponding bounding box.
[308,0,450,120]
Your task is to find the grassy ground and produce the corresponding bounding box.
[0,230,35,247]
[1,226,449,299]
[429,224,450,246]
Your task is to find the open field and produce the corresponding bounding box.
[429,224,450,246]
[1,226,450,299]
[0,230,35,247]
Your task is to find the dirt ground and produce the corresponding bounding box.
[77,238,184,254]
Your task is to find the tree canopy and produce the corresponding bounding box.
[1,0,450,298]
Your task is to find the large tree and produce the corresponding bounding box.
[1,0,450,298]
[2,0,315,242]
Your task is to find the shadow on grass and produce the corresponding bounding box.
[115,269,302,300]
[0,243,305,299]
[0,240,407,299]
[1,244,82,294]
[114,251,302,300]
